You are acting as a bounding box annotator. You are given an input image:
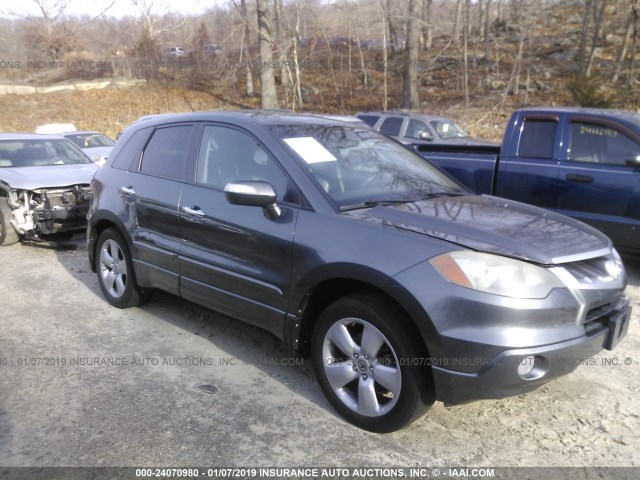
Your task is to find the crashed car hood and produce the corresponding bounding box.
[0,164,98,190]
[82,146,113,159]
[345,195,611,265]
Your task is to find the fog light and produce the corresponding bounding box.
[518,355,536,377]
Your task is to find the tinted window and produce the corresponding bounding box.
[518,119,556,159]
[379,117,404,136]
[569,122,640,166]
[406,119,430,139]
[140,126,192,179]
[112,127,152,171]
[357,115,379,127]
[196,125,291,202]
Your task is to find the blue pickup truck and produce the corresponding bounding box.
[412,107,640,255]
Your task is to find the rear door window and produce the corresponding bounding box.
[517,119,557,159]
[140,125,193,180]
[379,117,404,136]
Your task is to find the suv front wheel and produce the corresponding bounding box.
[312,294,434,432]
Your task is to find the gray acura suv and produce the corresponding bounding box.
[88,111,631,432]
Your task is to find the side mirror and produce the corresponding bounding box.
[419,131,434,141]
[224,181,281,220]
[625,155,640,167]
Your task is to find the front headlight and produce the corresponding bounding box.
[430,251,565,299]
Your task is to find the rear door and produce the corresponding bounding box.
[556,117,640,251]
[378,116,407,142]
[178,123,300,335]
[122,123,197,294]
[496,114,561,210]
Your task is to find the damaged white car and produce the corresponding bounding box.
[0,134,98,246]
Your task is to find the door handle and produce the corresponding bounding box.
[182,206,205,217]
[566,174,594,184]
[118,186,136,196]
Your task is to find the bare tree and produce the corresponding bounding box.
[377,0,389,110]
[462,0,470,107]
[402,0,422,109]
[239,0,255,96]
[484,0,492,59]
[585,0,608,77]
[452,0,463,46]
[257,0,278,108]
[386,0,400,52]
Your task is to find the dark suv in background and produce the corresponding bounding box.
[88,111,630,432]
[357,111,498,147]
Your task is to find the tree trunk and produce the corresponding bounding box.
[585,0,608,77]
[630,0,639,88]
[484,0,492,59]
[452,0,463,46]
[240,0,254,97]
[462,0,470,107]
[578,0,593,74]
[403,0,421,109]
[257,0,278,108]
[612,3,634,83]
[424,0,433,50]
[386,0,399,52]
[377,0,389,110]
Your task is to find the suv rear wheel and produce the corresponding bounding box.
[312,294,434,432]
[96,228,148,308]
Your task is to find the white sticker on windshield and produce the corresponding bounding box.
[284,137,337,164]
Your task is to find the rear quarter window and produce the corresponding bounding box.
[357,115,380,127]
[111,127,153,171]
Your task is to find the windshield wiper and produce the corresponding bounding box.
[340,191,467,212]
[417,191,467,200]
[340,199,413,212]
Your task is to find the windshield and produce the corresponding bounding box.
[270,124,467,209]
[0,139,93,167]
[65,133,115,148]
[430,120,469,139]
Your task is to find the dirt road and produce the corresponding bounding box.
[1,237,639,469]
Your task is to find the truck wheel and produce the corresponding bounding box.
[312,294,434,433]
[0,199,19,246]
[95,228,148,308]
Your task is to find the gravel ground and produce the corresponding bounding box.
[0,236,639,471]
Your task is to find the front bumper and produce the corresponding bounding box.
[432,300,631,405]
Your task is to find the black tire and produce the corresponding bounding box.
[312,293,435,433]
[0,199,19,246]
[95,228,148,308]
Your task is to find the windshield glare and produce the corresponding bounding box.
[430,120,468,139]
[0,139,93,167]
[272,125,466,209]
[66,133,115,148]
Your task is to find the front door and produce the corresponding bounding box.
[178,124,300,336]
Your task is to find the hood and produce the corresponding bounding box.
[344,195,611,265]
[0,163,98,190]
[82,146,113,161]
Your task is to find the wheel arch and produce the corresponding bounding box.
[290,272,438,363]
[88,212,130,272]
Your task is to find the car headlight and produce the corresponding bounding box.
[430,251,564,299]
